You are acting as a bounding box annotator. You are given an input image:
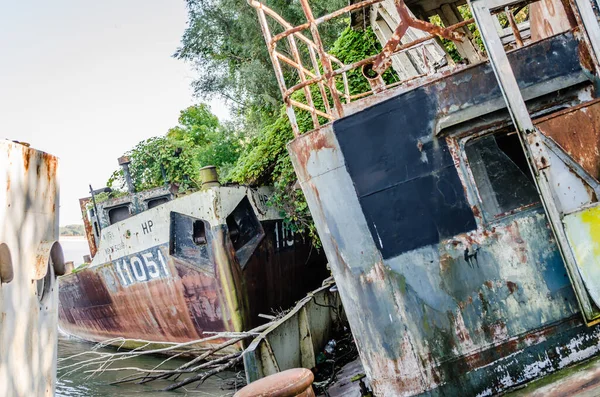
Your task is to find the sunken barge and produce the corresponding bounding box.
[58,163,328,349]
[250,0,600,395]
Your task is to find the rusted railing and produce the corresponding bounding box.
[247,0,489,136]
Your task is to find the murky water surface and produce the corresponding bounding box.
[57,335,238,396]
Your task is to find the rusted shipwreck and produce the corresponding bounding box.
[250,0,600,395]
[58,163,328,349]
[0,140,64,396]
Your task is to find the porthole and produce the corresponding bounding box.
[36,262,53,303]
[0,243,13,284]
[35,241,64,303]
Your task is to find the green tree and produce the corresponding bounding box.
[175,0,347,119]
[108,136,199,192]
[228,26,391,244]
[167,103,220,145]
[168,104,244,178]
[108,104,242,192]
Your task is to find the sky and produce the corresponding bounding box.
[0,0,229,226]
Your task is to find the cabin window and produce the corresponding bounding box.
[0,243,13,284]
[193,221,207,245]
[226,197,263,252]
[465,131,539,219]
[226,197,265,268]
[147,197,169,209]
[169,212,211,269]
[108,205,131,225]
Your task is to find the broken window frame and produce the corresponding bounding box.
[226,196,266,269]
[453,126,542,225]
[107,204,132,225]
[146,196,170,210]
[169,212,213,273]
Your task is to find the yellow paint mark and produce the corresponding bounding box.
[580,206,600,260]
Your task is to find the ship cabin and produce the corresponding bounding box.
[250,0,600,395]
[58,162,328,348]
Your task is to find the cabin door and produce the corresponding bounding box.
[468,0,600,324]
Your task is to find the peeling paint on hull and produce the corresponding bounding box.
[58,187,329,351]
[288,31,600,396]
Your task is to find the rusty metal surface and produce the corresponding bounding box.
[243,221,329,329]
[249,0,600,393]
[506,350,600,397]
[286,31,600,394]
[348,29,591,123]
[0,140,61,396]
[248,0,480,134]
[371,0,463,74]
[35,241,65,279]
[59,243,234,347]
[288,121,600,396]
[79,197,97,257]
[530,0,577,41]
[536,99,600,181]
[249,0,600,135]
[59,187,328,352]
[235,368,315,397]
[243,280,341,383]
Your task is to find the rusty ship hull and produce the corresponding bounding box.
[58,186,328,350]
[249,0,600,394]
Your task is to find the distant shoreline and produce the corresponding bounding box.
[59,235,87,241]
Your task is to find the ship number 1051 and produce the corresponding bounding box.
[115,247,169,287]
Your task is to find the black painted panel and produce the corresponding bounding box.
[333,88,451,197]
[360,163,475,257]
[333,32,583,259]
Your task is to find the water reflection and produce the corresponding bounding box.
[57,335,237,396]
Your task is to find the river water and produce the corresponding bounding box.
[57,237,237,396]
[56,335,236,396]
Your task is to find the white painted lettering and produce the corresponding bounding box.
[130,256,147,281]
[157,249,169,276]
[143,252,160,278]
[116,260,129,286]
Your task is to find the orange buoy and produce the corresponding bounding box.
[234,368,315,397]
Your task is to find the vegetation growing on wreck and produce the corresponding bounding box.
[106,4,390,244]
[429,5,529,62]
[107,103,244,193]
[227,26,396,244]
